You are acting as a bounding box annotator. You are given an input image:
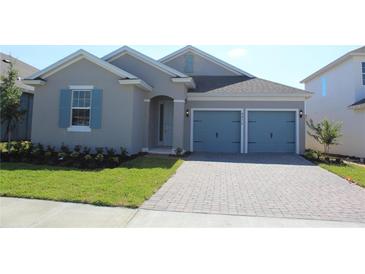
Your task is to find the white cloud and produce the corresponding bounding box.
[227,48,247,59]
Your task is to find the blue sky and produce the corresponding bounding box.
[0,45,359,88]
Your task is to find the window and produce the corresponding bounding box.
[362,62,365,85]
[184,54,194,73]
[71,90,91,127]
[321,77,327,96]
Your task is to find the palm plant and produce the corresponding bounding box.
[306,118,342,155]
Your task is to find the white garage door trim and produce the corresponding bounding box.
[244,108,299,154]
[190,108,244,153]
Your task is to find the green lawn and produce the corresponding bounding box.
[0,156,183,207]
[318,162,365,188]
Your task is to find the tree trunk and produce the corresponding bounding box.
[323,144,328,156]
[6,120,11,151]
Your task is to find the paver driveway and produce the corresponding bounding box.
[142,153,365,223]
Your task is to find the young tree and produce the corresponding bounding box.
[306,118,342,155]
[0,61,25,147]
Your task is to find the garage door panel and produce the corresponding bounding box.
[248,111,296,153]
[193,111,241,153]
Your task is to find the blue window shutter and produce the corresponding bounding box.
[58,89,71,128]
[184,54,194,73]
[90,89,103,129]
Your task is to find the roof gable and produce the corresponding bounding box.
[27,49,138,80]
[159,45,254,77]
[301,45,365,83]
[102,46,188,78]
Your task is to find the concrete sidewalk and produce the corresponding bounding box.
[1,197,365,228]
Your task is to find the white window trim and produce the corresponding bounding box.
[69,85,94,90]
[67,125,91,132]
[68,89,92,132]
[190,108,244,154]
[244,109,299,154]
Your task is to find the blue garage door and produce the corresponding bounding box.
[193,111,241,153]
[248,111,296,153]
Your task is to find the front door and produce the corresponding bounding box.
[158,101,173,146]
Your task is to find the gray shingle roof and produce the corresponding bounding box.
[1,53,38,92]
[349,98,365,107]
[189,76,311,96]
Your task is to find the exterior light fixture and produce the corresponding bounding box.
[299,110,303,118]
[186,109,189,117]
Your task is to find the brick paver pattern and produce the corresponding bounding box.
[142,153,365,223]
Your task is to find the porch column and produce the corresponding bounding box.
[172,99,185,152]
[143,99,150,151]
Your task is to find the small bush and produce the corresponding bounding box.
[0,142,134,170]
[60,143,70,154]
[95,153,104,168]
[44,145,56,165]
[174,147,183,157]
[31,143,45,164]
[83,146,91,155]
[95,147,104,155]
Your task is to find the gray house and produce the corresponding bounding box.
[24,46,312,155]
[1,53,38,141]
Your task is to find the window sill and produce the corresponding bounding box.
[67,126,91,132]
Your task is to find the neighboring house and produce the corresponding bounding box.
[24,46,312,155]
[301,46,365,158]
[0,53,38,141]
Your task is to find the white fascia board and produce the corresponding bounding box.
[102,46,188,78]
[22,79,46,86]
[171,77,196,88]
[159,45,255,77]
[28,49,138,80]
[118,79,153,92]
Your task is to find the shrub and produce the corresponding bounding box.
[18,141,32,162]
[109,156,120,168]
[60,143,70,154]
[82,154,95,169]
[174,147,183,157]
[105,147,119,167]
[95,147,104,155]
[44,145,56,165]
[7,142,21,162]
[306,118,342,155]
[82,146,91,155]
[1,142,134,169]
[31,143,45,164]
[106,147,116,157]
[74,145,82,152]
[95,153,104,168]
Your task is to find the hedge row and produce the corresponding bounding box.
[0,141,138,169]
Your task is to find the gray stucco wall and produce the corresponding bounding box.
[163,53,237,76]
[110,54,187,100]
[184,100,306,154]
[31,58,140,154]
[131,86,148,153]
